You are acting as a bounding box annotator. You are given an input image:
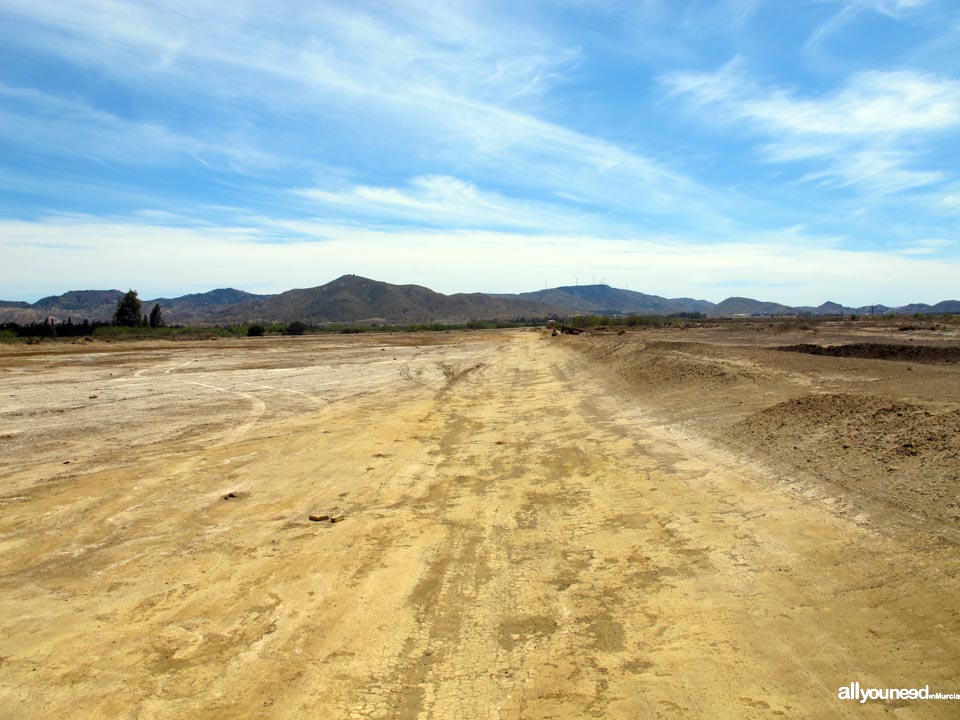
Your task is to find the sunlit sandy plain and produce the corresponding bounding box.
[1,326,958,718]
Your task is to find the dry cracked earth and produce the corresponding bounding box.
[0,326,958,718]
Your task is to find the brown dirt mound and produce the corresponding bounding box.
[728,393,960,525]
[565,333,960,530]
[576,340,745,390]
[777,342,960,364]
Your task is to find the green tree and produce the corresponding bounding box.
[113,290,142,327]
[247,324,265,337]
[285,320,307,336]
[149,303,163,328]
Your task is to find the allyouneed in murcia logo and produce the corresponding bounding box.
[838,682,959,703]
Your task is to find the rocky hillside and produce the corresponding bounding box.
[497,284,715,316]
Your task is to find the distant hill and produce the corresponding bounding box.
[496,284,715,316]
[711,297,794,316]
[932,300,960,313]
[227,275,557,323]
[0,300,45,324]
[853,305,892,316]
[894,301,960,315]
[0,289,125,323]
[33,290,124,315]
[714,298,904,318]
[811,301,846,315]
[149,288,265,308]
[146,288,272,324]
[1,277,958,325]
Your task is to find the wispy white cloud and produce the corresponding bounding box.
[0,81,290,176]
[0,1,572,117]
[681,0,765,34]
[805,0,933,54]
[895,236,954,254]
[0,0,731,229]
[666,64,960,136]
[748,71,959,135]
[0,82,189,165]
[804,2,865,55]
[664,62,960,193]
[799,149,945,192]
[938,187,960,212]
[294,175,603,233]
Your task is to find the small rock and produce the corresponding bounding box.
[89,395,98,399]
[330,515,345,523]
[309,514,330,522]
[223,492,238,500]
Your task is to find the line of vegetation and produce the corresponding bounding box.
[560,311,960,331]
[562,312,707,329]
[0,289,551,343]
[0,318,545,343]
[7,289,953,344]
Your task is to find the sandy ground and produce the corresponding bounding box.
[0,328,958,718]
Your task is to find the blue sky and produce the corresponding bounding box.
[1,0,958,305]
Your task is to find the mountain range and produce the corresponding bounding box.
[1,275,958,325]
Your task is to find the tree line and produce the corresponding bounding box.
[1,318,108,338]
[1,289,554,341]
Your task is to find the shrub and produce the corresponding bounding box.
[284,320,308,336]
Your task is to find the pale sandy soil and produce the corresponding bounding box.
[0,329,957,719]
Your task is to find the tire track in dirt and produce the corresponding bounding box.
[2,332,958,719]
[180,381,267,446]
[327,334,960,718]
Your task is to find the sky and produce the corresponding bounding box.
[1,0,958,305]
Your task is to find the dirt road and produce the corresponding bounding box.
[1,331,957,718]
